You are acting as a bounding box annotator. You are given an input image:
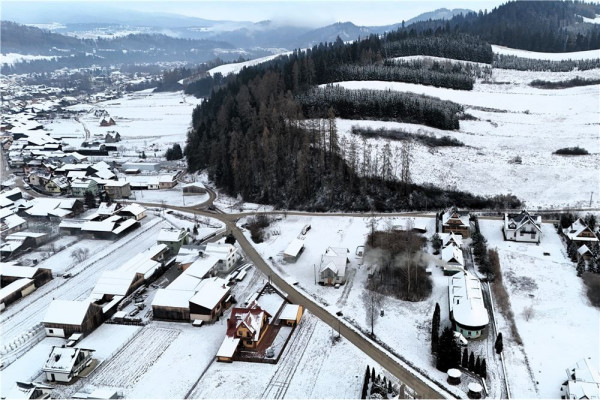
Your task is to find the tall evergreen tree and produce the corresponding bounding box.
[495,332,503,354]
[481,359,487,380]
[462,348,469,368]
[475,356,481,375]
[577,257,586,277]
[468,351,475,371]
[436,327,459,372]
[432,303,441,354]
[83,190,96,208]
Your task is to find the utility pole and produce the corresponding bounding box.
[314,264,316,285]
[590,192,593,208]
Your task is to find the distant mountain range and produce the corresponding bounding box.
[1,7,473,52]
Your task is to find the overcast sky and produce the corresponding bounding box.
[3,0,506,27]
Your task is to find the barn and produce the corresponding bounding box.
[43,300,104,338]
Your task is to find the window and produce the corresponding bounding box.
[49,329,54,333]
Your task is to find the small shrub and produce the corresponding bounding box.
[582,272,600,307]
[554,147,589,156]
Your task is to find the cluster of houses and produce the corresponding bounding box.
[58,202,146,240]
[42,228,188,338]
[151,241,241,322]
[563,218,599,262]
[560,357,600,399]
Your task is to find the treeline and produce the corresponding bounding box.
[408,1,600,52]
[383,33,493,64]
[333,64,474,90]
[384,58,492,79]
[184,73,226,98]
[530,77,600,89]
[298,86,463,130]
[493,54,600,72]
[351,126,464,147]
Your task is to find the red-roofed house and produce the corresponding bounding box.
[226,301,271,350]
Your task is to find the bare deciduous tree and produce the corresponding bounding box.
[362,290,384,336]
[522,305,535,321]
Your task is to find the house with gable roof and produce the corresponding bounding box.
[564,219,599,248]
[226,300,271,350]
[503,210,542,243]
[43,346,94,383]
[441,208,470,238]
[318,246,349,285]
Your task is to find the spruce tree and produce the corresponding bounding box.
[84,190,96,208]
[371,367,376,382]
[432,303,441,354]
[475,356,481,375]
[437,327,458,372]
[495,332,503,354]
[481,359,487,379]
[469,351,475,371]
[577,257,585,277]
[462,348,469,368]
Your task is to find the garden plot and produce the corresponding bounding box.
[479,220,600,399]
[90,326,180,388]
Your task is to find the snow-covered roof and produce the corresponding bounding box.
[6,231,46,240]
[564,358,600,399]
[504,210,542,232]
[284,238,304,258]
[81,220,116,232]
[182,182,205,189]
[43,300,91,326]
[578,245,592,256]
[43,346,93,373]
[319,246,348,276]
[189,277,230,310]
[92,270,137,297]
[442,209,470,227]
[441,232,463,248]
[97,202,118,215]
[152,288,194,309]
[184,254,220,280]
[279,304,301,321]
[112,218,137,235]
[565,219,599,243]
[158,228,187,243]
[449,271,489,329]
[0,196,14,208]
[0,278,33,302]
[1,213,26,230]
[442,244,465,267]
[216,337,240,359]
[120,203,146,216]
[0,239,25,252]
[204,242,236,257]
[167,273,203,292]
[117,244,165,278]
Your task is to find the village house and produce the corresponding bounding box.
[117,203,147,221]
[43,300,104,338]
[7,381,53,399]
[441,208,471,238]
[441,244,465,276]
[99,117,116,126]
[189,277,231,322]
[577,245,594,261]
[226,301,271,349]
[157,228,188,256]
[441,232,463,249]
[28,170,52,187]
[278,304,304,327]
[564,219,599,248]
[560,357,600,399]
[70,179,98,197]
[319,246,349,285]
[448,271,489,339]
[203,242,240,273]
[104,181,131,199]
[44,176,70,194]
[43,346,94,383]
[0,212,28,238]
[503,210,542,243]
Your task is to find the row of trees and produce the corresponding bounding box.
[350,126,464,148]
[493,54,600,72]
[299,86,463,131]
[333,64,474,90]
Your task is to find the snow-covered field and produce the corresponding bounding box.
[325,57,599,208]
[46,90,203,159]
[128,187,209,207]
[208,52,290,76]
[479,220,600,399]
[492,44,600,60]
[0,53,58,66]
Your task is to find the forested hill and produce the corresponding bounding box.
[408,1,600,52]
[184,28,522,212]
[0,21,234,55]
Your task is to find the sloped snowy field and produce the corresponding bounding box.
[326,65,599,208]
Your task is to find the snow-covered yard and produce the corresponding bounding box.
[480,220,600,399]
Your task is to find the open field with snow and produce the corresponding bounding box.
[208,52,290,76]
[326,59,599,208]
[480,220,600,399]
[492,44,600,60]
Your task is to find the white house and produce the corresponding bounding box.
[503,210,542,243]
[43,346,94,383]
[441,244,465,275]
[448,271,489,339]
[560,357,600,399]
[319,247,348,285]
[204,242,239,273]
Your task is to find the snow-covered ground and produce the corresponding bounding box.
[325,60,599,208]
[128,187,209,207]
[208,52,290,76]
[46,90,203,160]
[0,53,58,66]
[492,45,600,60]
[479,220,600,399]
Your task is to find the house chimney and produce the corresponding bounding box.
[54,354,60,362]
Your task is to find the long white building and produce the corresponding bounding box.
[448,271,489,339]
